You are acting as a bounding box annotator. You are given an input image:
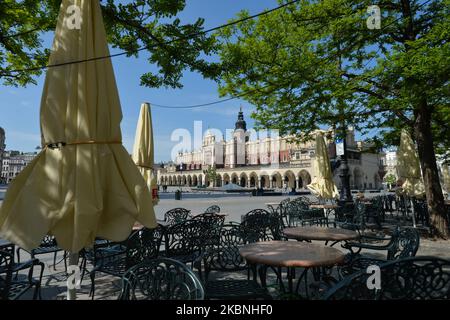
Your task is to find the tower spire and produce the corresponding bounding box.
[235,106,247,131]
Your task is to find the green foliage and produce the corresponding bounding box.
[206,166,217,185]
[216,0,450,146]
[384,173,397,186]
[0,0,220,88]
[216,0,450,236]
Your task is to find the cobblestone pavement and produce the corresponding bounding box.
[2,193,450,300]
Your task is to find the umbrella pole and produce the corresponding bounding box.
[67,252,79,300]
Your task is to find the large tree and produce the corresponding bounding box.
[0,0,219,87]
[217,0,450,237]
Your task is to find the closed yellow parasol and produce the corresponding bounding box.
[0,0,157,254]
[307,132,339,200]
[397,129,425,198]
[132,103,159,206]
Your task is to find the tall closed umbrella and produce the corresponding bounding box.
[307,132,339,200]
[0,0,156,297]
[397,129,425,198]
[132,103,159,206]
[397,129,425,227]
[441,163,450,198]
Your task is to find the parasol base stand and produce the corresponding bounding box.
[67,252,80,300]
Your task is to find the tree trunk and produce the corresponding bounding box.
[414,101,449,238]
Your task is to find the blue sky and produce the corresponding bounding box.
[1,0,282,162]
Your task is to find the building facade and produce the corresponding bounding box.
[1,151,38,184]
[158,110,385,191]
[0,127,5,179]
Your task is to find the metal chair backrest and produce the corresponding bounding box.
[191,213,225,247]
[125,227,163,268]
[164,208,191,226]
[386,227,420,260]
[204,223,247,274]
[323,257,450,300]
[119,258,204,300]
[204,205,220,214]
[241,209,281,242]
[164,219,205,257]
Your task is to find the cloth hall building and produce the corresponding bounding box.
[157,109,385,191]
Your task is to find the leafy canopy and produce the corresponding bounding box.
[216,0,449,147]
[0,0,220,87]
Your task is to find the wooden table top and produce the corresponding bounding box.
[283,226,359,241]
[309,204,339,209]
[239,240,345,268]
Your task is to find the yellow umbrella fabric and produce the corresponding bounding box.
[132,103,159,206]
[307,132,339,199]
[441,163,450,196]
[0,0,156,253]
[396,129,425,198]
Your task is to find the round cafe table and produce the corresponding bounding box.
[239,240,345,295]
[283,226,359,246]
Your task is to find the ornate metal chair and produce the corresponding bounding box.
[288,208,328,227]
[163,208,191,226]
[241,209,283,242]
[334,201,366,233]
[202,223,272,300]
[323,257,450,300]
[267,198,291,229]
[191,213,225,248]
[204,205,221,214]
[161,219,207,275]
[118,258,204,300]
[0,244,44,300]
[17,235,65,271]
[89,227,163,299]
[278,198,291,227]
[340,226,420,277]
[240,209,285,284]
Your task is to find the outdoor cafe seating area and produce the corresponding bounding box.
[2,196,450,300]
